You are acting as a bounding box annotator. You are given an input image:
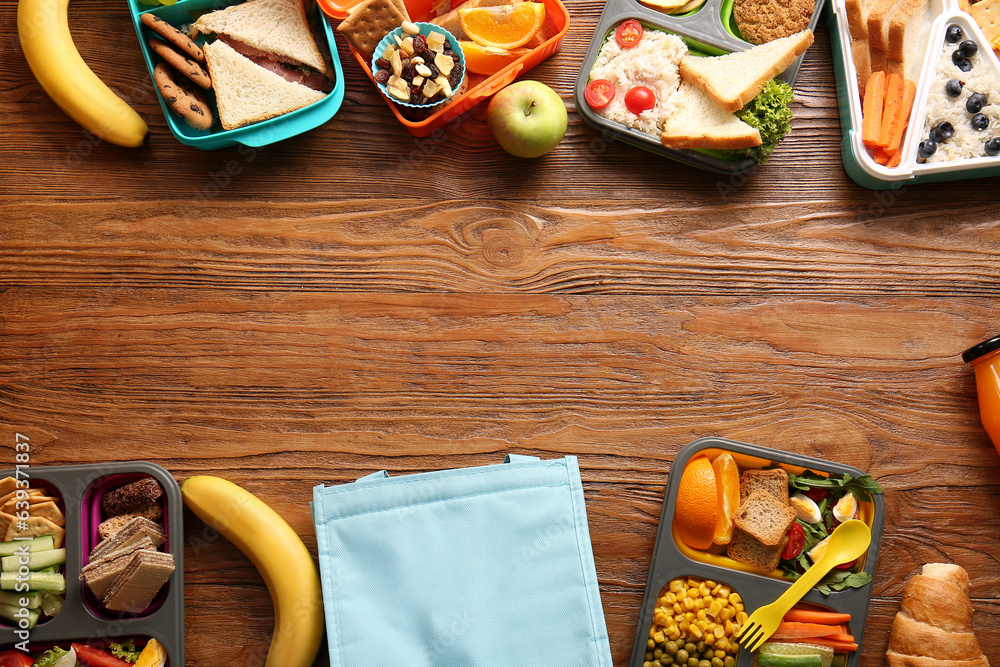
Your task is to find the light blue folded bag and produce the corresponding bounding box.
[311,454,614,667]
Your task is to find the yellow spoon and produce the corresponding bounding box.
[737,519,872,652]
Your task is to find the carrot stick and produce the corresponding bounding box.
[769,638,860,652]
[823,632,857,643]
[888,150,903,168]
[872,147,891,164]
[772,622,847,639]
[862,71,886,149]
[878,72,903,148]
[885,77,917,154]
[783,608,852,625]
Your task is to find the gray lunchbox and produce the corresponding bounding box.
[0,462,183,665]
[575,0,827,173]
[631,437,885,667]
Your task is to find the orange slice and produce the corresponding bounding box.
[711,452,740,546]
[674,455,718,551]
[460,41,531,75]
[458,2,546,50]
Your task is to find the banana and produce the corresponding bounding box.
[181,476,324,667]
[18,0,149,147]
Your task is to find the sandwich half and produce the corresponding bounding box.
[193,0,328,75]
[661,82,762,149]
[204,40,327,130]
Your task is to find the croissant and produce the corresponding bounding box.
[886,563,990,667]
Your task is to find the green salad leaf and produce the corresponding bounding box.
[788,470,885,504]
[111,638,143,662]
[733,79,795,163]
[33,647,69,666]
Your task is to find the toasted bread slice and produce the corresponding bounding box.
[727,528,788,573]
[679,29,814,113]
[852,38,873,94]
[739,468,789,504]
[846,0,869,38]
[660,82,762,149]
[733,489,797,546]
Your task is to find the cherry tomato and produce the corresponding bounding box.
[624,86,656,115]
[72,644,132,667]
[584,79,615,110]
[615,19,643,49]
[835,557,859,570]
[0,651,33,667]
[781,522,805,560]
[803,488,830,502]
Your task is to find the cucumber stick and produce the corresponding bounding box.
[759,642,834,667]
[0,535,55,556]
[757,653,824,667]
[0,600,39,628]
[1,548,66,572]
[0,571,65,593]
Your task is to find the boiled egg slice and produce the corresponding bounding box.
[832,493,859,524]
[808,535,830,563]
[790,493,822,524]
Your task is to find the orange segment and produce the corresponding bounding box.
[458,2,546,50]
[673,455,718,551]
[460,41,531,75]
[711,452,740,546]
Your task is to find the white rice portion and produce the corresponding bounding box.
[588,29,687,137]
[922,40,1000,162]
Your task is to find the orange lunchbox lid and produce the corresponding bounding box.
[318,0,570,137]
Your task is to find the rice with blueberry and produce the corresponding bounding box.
[588,29,685,136]
[920,30,1000,163]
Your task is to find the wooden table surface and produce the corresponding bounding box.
[1,0,999,662]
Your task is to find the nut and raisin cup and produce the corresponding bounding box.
[372,22,466,109]
[644,576,746,667]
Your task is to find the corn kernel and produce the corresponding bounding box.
[717,586,730,598]
[690,625,703,639]
[687,578,700,588]
[720,607,733,620]
[699,582,711,597]
[653,631,665,643]
[704,634,715,646]
[670,580,684,593]
[665,593,677,605]
[736,611,748,625]
[696,609,707,620]
[673,603,683,614]
[714,626,725,639]
[705,580,717,589]
[715,650,726,659]
[708,600,722,617]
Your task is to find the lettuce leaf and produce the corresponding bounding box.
[734,79,795,163]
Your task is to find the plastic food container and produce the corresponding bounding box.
[630,437,885,667]
[0,462,183,665]
[318,0,570,137]
[830,0,1000,188]
[371,24,467,110]
[127,0,345,150]
[574,0,826,174]
[962,335,1000,454]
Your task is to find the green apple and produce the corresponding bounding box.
[487,80,568,158]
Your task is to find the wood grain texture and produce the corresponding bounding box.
[2,0,1000,662]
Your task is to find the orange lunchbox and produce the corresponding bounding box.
[317,0,569,136]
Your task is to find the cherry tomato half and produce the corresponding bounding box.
[803,488,830,502]
[835,557,859,570]
[781,522,805,560]
[584,79,616,110]
[615,19,643,49]
[72,644,132,667]
[624,86,656,115]
[0,651,34,667]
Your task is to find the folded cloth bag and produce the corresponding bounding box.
[311,454,614,667]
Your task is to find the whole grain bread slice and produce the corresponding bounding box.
[739,468,789,504]
[733,489,797,546]
[678,29,814,113]
[727,528,788,573]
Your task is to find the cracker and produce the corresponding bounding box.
[5,516,65,548]
[972,0,1000,42]
[337,0,407,56]
[0,478,16,498]
[0,513,13,542]
[389,0,410,20]
[29,501,65,528]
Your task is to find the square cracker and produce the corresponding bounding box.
[972,0,1000,42]
[0,513,13,541]
[6,516,65,548]
[0,478,16,498]
[337,0,407,56]
[29,501,65,528]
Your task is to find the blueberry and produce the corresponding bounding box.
[953,49,968,66]
[967,95,984,113]
[960,40,979,57]
[918,139,938,158]
[936,121,955,140]
[986,138,1000,155]
[972,112,989,130]
[959,58,974,72]
[946,25,964,42]
[929,127,943,142]
[946,78,964,96]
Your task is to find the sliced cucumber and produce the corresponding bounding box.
[0,590,41,609]
[0,535,55,557]
[759,642,834,667]
[1,548,66,572]
[0,600,39,628]
[757,652,824,667]
[0,571,65,593]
